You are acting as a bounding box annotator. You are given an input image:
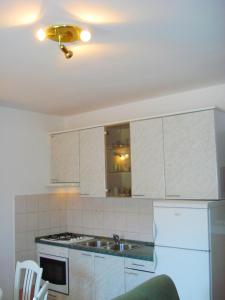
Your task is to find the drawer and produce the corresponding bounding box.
[125,258,154,272]
[37,243,69,258]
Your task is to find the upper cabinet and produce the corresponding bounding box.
[163,110,220,199]
[130,118,165,199]
[105,123,131,197]
[50,131,79,184]
[49,109,225,200]
[80,127,106,197]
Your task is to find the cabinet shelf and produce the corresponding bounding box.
[107,145,130,150]
[107,171,131,174]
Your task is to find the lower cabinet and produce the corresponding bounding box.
[94,254,124,300]
[69,250,94,300]
[124,258,155,292]
[124,269,154,292]
[69,250,125,300]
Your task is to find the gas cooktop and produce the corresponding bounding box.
[40,232,94,244]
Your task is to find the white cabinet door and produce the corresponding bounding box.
[125,269,154,292]
[155,246,210,300]
[130,118,165,199]
[80,127,106,197]
[94,254,124,300]
[51,131,79,183]
[163,110,218,199]
[69,250,94,300]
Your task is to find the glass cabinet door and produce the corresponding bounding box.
[105,123,131,197]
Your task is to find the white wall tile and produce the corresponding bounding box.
[55,193,67,210]
[15,233,27,252]
[124,198,139,213]
[26,196,38,213]
[38,196,50,212]
[93,211,104,229]
[26,213,38,232]
[38,212,50,230]
[82,210,94,228]
[103,211,115,230]
[15,214,26,233]
[50,211,61,228]
[138,199,153,214]
[138,213,153,234]
[125,213,139,232]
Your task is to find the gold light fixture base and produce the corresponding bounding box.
[46,25,82,43]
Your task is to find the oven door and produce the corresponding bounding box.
[38,253,69,295]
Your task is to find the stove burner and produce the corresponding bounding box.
[45,233,82,241]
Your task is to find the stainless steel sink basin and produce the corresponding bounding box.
[78,238,141,252]
[78,239,112,248]
[105,243,141,252]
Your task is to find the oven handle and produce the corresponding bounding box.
[38,252,68,263]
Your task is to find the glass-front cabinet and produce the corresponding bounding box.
[105,123,131,197]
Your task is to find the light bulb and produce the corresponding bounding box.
[80,30,91,42]
[36,28,46,41]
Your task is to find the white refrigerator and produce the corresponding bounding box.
[153,200,225,300]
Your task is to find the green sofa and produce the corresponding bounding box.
[113,275,180,300]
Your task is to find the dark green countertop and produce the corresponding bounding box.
[35,234,154,261]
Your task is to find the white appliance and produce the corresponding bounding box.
[37,244,69,295]
[153,200,225,300]
[37,233,94,295]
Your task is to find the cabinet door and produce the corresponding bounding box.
[155,246,210,300]
[51,131,79,183]
[125,269,154,292]
[69,250,94,300]
[80,127,106,197]
[163,110,218,199]
[130,118,165,199]
[94,254,124,300]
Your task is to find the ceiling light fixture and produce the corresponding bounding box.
[36,25,91,59]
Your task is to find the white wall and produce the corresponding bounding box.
[0,106,63,300]
[64,84,225,129]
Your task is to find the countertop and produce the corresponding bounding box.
[35,234,154,261]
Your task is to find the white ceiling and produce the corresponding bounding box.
[0,0,224,116]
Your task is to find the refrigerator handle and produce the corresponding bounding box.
[153,248,158,271]
[153,219,157,242]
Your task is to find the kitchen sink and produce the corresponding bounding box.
[78,238,141,252]
[78,239,112,248]
[105,243,141,252]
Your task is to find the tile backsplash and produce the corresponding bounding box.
[15,193,153,262]
[66,195,153,241]
[15,194,67,263]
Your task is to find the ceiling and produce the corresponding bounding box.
[0,0,224,116]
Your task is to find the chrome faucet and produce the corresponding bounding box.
[113,234,120,245]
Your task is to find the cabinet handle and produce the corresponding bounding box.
[125,271,138,276]
[81,253,92,257]
[132,263,145,267]
[166,195,180,197]
[95,255,105,259]
[132,194,145,197]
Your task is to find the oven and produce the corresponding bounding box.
[37,244,69,295]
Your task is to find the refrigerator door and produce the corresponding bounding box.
[155,246,210,300]
[154,206,209,250]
